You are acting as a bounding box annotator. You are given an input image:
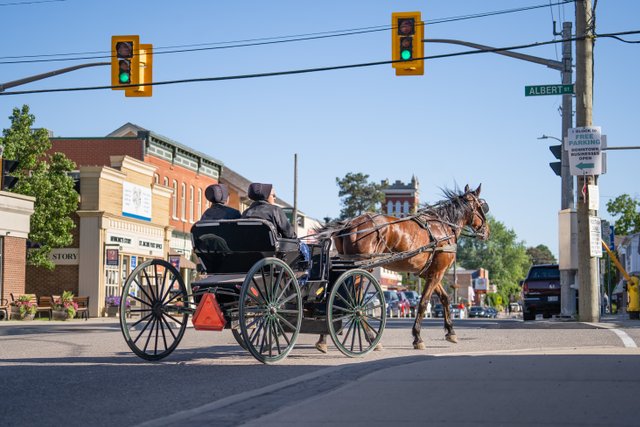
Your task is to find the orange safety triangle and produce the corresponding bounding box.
[192,293,226,331]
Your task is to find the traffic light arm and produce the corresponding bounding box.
[0,62,109,93]
[424,38,562,71]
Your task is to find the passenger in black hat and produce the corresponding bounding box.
[242,183,296,239]
[200,184,241,221]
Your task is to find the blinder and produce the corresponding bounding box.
[480,199,489,214]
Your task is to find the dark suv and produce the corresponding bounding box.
[521,264,560,321]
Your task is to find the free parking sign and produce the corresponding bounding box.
[567,126,602,175]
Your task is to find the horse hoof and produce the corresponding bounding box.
[445,334,458,344]
[374,343,384,351]
[315,342,328,354]
[413,342,426,350]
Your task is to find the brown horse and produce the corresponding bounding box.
[316,184,489,351]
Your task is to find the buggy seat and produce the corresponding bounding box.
[191,219,301,274]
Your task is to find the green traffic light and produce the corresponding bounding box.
[401,49,412,60]
[119,73,130,84]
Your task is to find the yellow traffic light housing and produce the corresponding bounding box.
[126,43,152,97]
[111,35,140,89]
[392,12,424,76]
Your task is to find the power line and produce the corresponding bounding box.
[0,0,64,6]
[0,0,575,65]
[0,31,603,97]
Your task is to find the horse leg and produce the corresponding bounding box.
[412,284,436,350]
[315,334,328,353]
[434,283,457,343]
[362,321,384,351]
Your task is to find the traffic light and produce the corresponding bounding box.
[111,35,140,89]
[392,12,424,76]
[125,43,153,97]
[549,144,562,176]
[1,159,19,190]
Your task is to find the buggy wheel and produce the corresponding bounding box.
[327,269,386,357]
[231,328,247,350]
[120,259,189,361]
[239,257,302,364]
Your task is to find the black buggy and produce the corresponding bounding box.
[118,219,387,364]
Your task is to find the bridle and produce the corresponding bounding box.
[462,196,489,239]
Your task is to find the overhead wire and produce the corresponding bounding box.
[0,0,576,65]
[5,30,630,97]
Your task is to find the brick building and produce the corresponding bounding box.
[382,176,419,217]
[0,191,35,304]
[50,123,223,260]
[27,155,172,316]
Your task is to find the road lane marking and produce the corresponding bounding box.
[584,322,638,348]
[610,328,638,348]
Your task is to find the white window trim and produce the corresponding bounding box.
[189,185,195,223]
[181,183,187,222]
[172,180,178,220]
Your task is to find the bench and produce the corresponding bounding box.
[73,296,89,320]
[0,298,10,320]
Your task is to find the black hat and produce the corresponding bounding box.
[248,183,272,201]
[205,184,228,204]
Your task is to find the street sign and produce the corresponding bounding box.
[567,126,603,176]
[589,216,603,258]
[525,84,574,96]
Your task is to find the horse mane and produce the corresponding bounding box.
[416,187,473,226]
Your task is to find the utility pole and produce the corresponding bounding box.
[559,21,577,317]
[292,153,298,230]
[575,0,599,322]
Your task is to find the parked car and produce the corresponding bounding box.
[364,292,383,318]
[400,290,420,316]
[383,291,400,318]
[433,303,465,319]
[521,264,561,321]
[396,291,412,317]
[484,307,498,318]
[469,306,487,318]
[433,303,445,318]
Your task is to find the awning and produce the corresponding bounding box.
[168,253,197,270]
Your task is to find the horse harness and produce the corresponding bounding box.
[332,211,459,275]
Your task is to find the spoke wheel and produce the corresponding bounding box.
[327,269,386,357]
[231,328,248,350]
[120,259,189,361]
[239,258,302,364]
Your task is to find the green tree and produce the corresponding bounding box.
[457,215,531,304]
[526,244,557,265]
[1,105,78,269]
[335,172,386,219]
[606,194,640,235]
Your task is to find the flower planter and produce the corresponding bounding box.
[105,306,119,317]
[10,307,35,320]
[52,309,72,321]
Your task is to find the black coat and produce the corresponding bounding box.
[242,201,296,238]
[200,203,241,221]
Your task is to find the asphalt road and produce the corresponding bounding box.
[1,315,638,426]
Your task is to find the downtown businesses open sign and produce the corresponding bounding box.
[567,126,603,176]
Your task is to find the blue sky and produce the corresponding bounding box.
[1,0,638,257]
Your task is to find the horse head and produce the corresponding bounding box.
[463,184,490,240]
